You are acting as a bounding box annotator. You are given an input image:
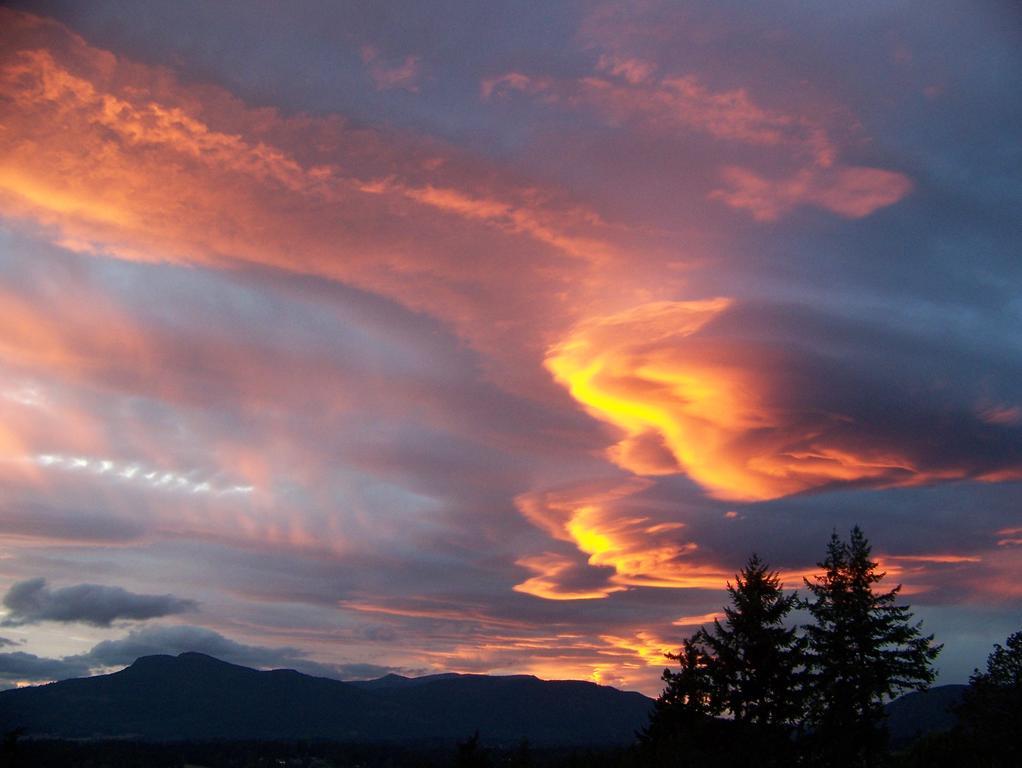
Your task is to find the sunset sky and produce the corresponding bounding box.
[0,1,1020,695]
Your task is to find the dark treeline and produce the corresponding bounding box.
[2,527,1018,768]
[0,736,635,768]
[638,526,1019,768]
[898,629,1022,768]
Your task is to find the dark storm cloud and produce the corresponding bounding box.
[78,624,331,674]
[333,662,397,680]
[1,579,198,627]
[0,651,90,686]
[0,624,406,689]
[651,479,1022,570]
[703,300,1022,481]
[75,624,401,682]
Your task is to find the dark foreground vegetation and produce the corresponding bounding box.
[3,733,681,768]
[635,526,1020,767]
[1,527,1018,767]
[0,736,630,768]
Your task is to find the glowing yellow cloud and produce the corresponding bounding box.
[546,299,786,500]
[514,480,731,599]
[546,300,952,501]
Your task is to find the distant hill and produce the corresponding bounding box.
[884,684,966,747]
[348,671,463,690]
[0,653,966,748]
[0,652,653,745]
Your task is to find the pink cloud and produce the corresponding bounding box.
[0,7,655,392]
[711,165,914,221]
[482,53,911,221]
[361,45,422,92]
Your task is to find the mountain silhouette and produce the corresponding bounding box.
[884,684,966,747]
[0,652,653,745]
[0,654,964,747]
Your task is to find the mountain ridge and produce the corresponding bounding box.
[0,652,654,745]
[0,653,965,747]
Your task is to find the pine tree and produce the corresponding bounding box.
[696,554,805,730]
[640,636,733,766]
[803,527,942,767]
[642,555,804,766]
[642,636,717,744]
[956,628,1022,765]
[455,730,490,768]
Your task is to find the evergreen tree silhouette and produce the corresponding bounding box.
[698,554,805,727]
[639,636,724,765]
[643,636,717,740]
[454,730,490,768]
[643,558,807,768]
[696,554,804,763]
[0,728,23,768]
[802,527,941,767]
[956,628,1022,765]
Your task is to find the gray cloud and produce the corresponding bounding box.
[1,578,198,627]
[0,650,91,688]
[333,662,397,680]
[0,502,148,545]
[74,624,400,681]
[80,624,315,670]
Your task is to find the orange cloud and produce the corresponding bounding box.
[514,478,731,598]
[671,611,723,627]
[886,554,982,564]
[599,630,679,667]
[0,8,642,386]
[546,299,797,500]
[513,553,626,600]
[386,182,615,264]
[419,627,684,692]
[546,299,1007,501]
[711,165,914,221]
